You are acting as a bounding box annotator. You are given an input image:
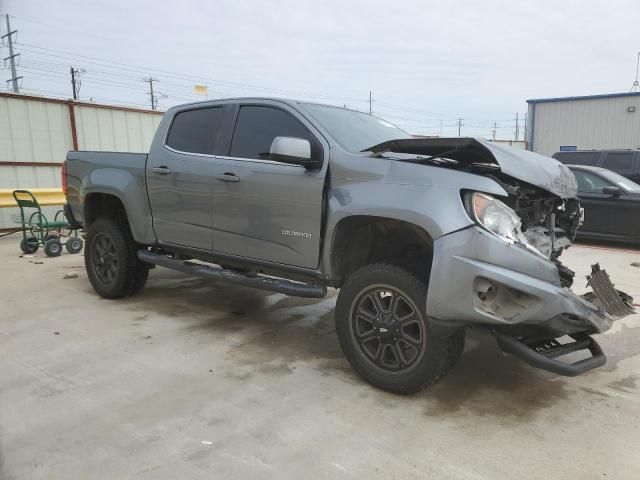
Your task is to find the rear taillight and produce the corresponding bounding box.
[62,160,68,195]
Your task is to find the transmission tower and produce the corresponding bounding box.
[2,14,22,93]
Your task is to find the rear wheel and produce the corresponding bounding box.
[336,263,465,394]
[85,218,149,299]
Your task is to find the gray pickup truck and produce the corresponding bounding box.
[64,98,634,394]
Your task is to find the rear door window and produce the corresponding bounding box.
[601,152,635,175]
[554,152,600,166]
[166,107,222,154]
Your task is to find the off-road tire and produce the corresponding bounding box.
[85,218,149,299]
[335,263,465,394]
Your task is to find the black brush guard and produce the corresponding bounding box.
[493,331,606,376]
[492,264,634,376]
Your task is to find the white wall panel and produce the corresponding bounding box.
[75,105,162,152]
[0,93,162,229]
[0,96,72,163]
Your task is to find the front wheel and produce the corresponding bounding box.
[85,218,149,299]
[335,263,465,394]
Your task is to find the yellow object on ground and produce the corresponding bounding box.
[0,188,65,208]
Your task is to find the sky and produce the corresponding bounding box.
[0,0,639,138]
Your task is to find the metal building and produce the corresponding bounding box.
[0,92,163,230]
[526,92,640,156]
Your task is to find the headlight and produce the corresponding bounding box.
[466,192,543,257]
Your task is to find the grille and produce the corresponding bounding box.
[586,264,635,320]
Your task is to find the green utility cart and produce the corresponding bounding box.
[12,189,83,257]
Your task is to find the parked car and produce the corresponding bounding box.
[567,165,640,245]
[553,149,640,183]
[63,98,635,394]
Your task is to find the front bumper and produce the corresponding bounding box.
[426,226,632,337]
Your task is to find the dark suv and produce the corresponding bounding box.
[553,150,640,183]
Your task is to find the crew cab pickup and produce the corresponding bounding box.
[64,98,635,394]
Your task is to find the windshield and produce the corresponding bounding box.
[300,103,412,153]
[597,169,640,193]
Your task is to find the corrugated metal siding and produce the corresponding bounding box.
[528,95,640,156]
[75,106,162,152]
[0,96,72,163]
[0,93,162,229]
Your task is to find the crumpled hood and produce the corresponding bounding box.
[364,137,578,198]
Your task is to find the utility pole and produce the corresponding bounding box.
[2,14,22,93]
[457,118,463,136]
[632,52,640,92]
[70,66,84,100]
[144,77,158,110]
[515,112,519,141]
[368,91,372,114]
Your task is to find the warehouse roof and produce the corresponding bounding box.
[527,92,640,104]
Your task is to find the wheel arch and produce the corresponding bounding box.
[328,215,435,288]
[84,191,130,229]
[82,187,154,245]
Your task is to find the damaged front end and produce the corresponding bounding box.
[463,165,637,376]
[460,164,635,375]
[489,189,635,375]
[367,137,636,376]
[469,173,635,324]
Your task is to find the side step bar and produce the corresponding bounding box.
[492,330,606,376]
[137,250,327,299]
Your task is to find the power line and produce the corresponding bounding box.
[14,41,527,131]
[14,42,368,104]
[7,32,530,139]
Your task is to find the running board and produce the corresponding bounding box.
[137,250,327,298]
[492,330,606,376]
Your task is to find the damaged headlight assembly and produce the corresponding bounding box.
[464,192,544,257]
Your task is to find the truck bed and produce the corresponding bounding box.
[65,151,153,243]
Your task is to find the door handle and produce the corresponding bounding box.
[151,166,172,175]
[215,173,240,183]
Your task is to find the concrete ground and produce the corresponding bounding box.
[1,235,639,480]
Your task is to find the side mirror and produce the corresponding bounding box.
[602,186,621,197]
[269,137,321,169]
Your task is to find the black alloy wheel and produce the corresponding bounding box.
[350,285,427,373]
[91,232,119,285]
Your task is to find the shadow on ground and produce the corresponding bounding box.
[111,270,639,422]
